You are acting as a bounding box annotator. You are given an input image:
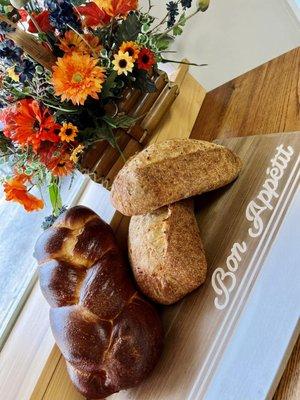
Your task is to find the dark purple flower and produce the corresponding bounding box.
[44,0,81,33]
[181,0,192,9]
[166,1,179,28]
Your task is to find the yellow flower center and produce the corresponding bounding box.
[72,72,83,83]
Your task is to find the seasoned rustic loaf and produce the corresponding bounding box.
[34,206,163,399]
[128,199,207,304]
[111,139,242,216]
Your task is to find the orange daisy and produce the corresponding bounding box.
[119,41,140,60]
[4,174,44,212]
[50,155,75,176]
[59,31,102,56]
[59,122,78,142]
[40,143,75,177]
[52,52,106,105]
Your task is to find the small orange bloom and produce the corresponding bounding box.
[59,122,78,142]
[52,53,106,105]
[0,99,60,152]
[59,31,102,56]
[4,174,44,212]
[94,0,137,17]
[119,41,140,60]
[40,143,75,177]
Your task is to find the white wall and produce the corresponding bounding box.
[141,0,300,90]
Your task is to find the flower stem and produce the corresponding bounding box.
[159,7,201,37]
[66,24,97,58]
[161,58,207,67]
[149,0,181,33]
[42,101,77,113]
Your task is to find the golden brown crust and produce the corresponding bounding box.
[111,139,242,216]
[34,206,163,399]
[128,200,207,305]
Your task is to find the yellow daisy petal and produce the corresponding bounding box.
[112,50,134,76]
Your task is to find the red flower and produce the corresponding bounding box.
[39,142,75,177]
[4,173,44,212]
[1,99,60,152]
[28,11,54,33]
[77,2,111,27]
[137,48,156,71]
[18,9,28,22]
[94,0,138,17]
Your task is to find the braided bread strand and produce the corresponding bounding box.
[34,206,163,399]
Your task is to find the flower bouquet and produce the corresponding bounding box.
[0,0,209,224]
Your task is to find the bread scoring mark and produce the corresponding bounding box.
[211,144,295,311]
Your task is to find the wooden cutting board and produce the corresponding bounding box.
[110,131,300,400]
[34,131,300,400]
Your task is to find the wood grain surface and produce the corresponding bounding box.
[30,67,207,400]
[108,132,299,400]
[30,48,300,400]
[31,133,300,400]
[191,46,300,400]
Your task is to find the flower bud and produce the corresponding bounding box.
[198,0,210,12]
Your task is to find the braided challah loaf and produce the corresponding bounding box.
[34,206,163,399]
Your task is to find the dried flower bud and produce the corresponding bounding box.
[198,0,210,11]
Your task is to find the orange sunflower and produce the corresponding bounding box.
[4,174,44,212]
[59,31,102,56]
[119,41,140,60]
[52,53,106,105]
[94,0,138,17]
[0,99,60,152]
[40,143,75,177]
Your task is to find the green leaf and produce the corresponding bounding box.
[137,33,148,45]
[141,23,150,33]
[153,35,173,51]
[103,114,138,130]
[101,71,118,98]
[173,25,183,36]
[178,13,186,26]
[48,179,62,217]
[116,12,142,44]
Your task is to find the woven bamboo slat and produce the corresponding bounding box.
[80,70,178,187]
